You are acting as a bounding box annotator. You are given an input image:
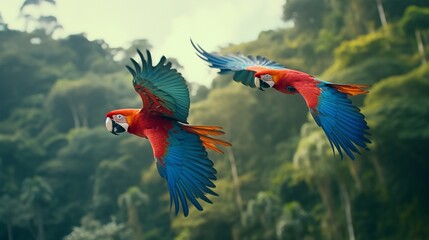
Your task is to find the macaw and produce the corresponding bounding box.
[191,41,370,160]
[105,49,231,216]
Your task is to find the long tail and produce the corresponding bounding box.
[327,83,370,96]
[182,125,232,153]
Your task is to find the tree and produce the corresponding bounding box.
[46,77,116,131]
[19,0,57,33]
[38,16,63,36]
[64,217,131,240]
[243,192,281,239]
[20,176,53,240]
[283,0,326,32]
[364,65,429,239]
[0,195,26,240]
[112,39,153,64]
[20,0,56,11]
[118,187,149,240]
[400,6,429,65]
[0,13,7,31]
[292,120,361,240]
[276,201,313,240]
[375,0,388,29]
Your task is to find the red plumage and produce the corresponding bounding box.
[105,49,231,216]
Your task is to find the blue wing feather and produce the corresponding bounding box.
[191,40,286,88]
[310,83,370,160]
[156,123,217,216]
[127,49,190,123]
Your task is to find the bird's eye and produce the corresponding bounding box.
[261,74,272,81]
[116,114,123,119]
[286,86,296,92]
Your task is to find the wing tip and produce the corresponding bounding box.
[125,65,136,77]
[190,39,211,62]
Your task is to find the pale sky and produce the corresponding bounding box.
[0,0,285,86]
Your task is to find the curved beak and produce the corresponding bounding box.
[254,77,262,90]
[254,77,275,91]
[105,117,126,135]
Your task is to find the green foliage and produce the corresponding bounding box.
[383,0,429,21]
[363,65,429,239]
[365,65,429,139]
[242,192,281,239]
[400,6,429,34]
[325,57,410,85]
[325,32,393,75]
[64,217,131,240]
[276,201,315,240]
[282,0,326,32]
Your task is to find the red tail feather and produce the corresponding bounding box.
[182,125,231,153]
[328,83,370,96]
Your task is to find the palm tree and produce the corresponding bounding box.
[20,13,34,32]
[20,176,53,240]
[20,0,57,33]
[20,0,56,11]
[118,186,149,240]
[38,15,63,36]
[0,13,7,31]
[0,195,25,240]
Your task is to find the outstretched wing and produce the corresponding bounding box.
[293,81,371,160]
[146,123,218,217]
[191,40,286,88]
[126,50,190,123]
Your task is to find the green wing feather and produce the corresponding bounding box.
[126,50,190,123]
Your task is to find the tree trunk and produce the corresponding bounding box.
[348,161,362,191]
[128,206,143,240]
[226,148,244,225]
[340,183,356,240]
[415,29,427,65]
[7,222,13,240]
[81,111,89,128]
[316,180,340,240]
[371,155,385,184]
[68,99,80,128]
[35,207,45,240]
[24,18,29,32]
[375,0,388,29]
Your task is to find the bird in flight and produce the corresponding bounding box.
[105,49,231,216]
[192,40,370,160]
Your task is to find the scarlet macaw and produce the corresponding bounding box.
[192,41,370,160]
[105,50,231,216]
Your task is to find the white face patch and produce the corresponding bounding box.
[260,74,273,81]
[113,114,127,123]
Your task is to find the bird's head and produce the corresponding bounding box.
[254,70,281,91]
[105,109,138,135]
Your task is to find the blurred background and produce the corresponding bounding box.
[1,0,429,240]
